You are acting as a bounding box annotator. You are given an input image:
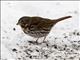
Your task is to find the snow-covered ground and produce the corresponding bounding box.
[1,1,80,60]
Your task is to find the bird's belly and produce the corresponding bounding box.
[24,30,49,38]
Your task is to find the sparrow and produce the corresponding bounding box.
[16,16,72,43]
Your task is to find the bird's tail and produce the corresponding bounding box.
[54,16,72,23]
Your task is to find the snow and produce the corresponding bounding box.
[1,1,80,60]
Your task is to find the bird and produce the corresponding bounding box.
[16,16,72,43]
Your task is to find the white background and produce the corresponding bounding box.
[1,1,80,60]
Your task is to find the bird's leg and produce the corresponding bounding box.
[43,36,47,43]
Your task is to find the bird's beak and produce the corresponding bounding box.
[16,22,19,25]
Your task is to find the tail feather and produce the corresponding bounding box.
[55,16,72,22]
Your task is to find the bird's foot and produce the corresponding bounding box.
[43,40,47,43]
[28,41,35,44]
[28,40,40,45]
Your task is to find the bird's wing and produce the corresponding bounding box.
[36,20,53,31]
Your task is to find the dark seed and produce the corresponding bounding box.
[64,36,68,38]
[69,57,74,59]
[55,37,57,39]
[65,45,67,47]
[73,32,76,35]
[12,48,17,52]
[77,32,80,35]
[29,56,32,59]
[73,41,77,42]
[44,55,48,58]
[55,59,57,60]
[53,45,57,49]
[18,58,21,60]
[28,49,33,52]
[13,28,16,31]
[36,49,39,52]
[46,44,48,46]
[64,48,66,50]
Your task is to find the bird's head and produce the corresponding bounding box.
[16,16,30,28]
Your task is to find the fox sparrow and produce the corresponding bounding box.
[17,16,72,43]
